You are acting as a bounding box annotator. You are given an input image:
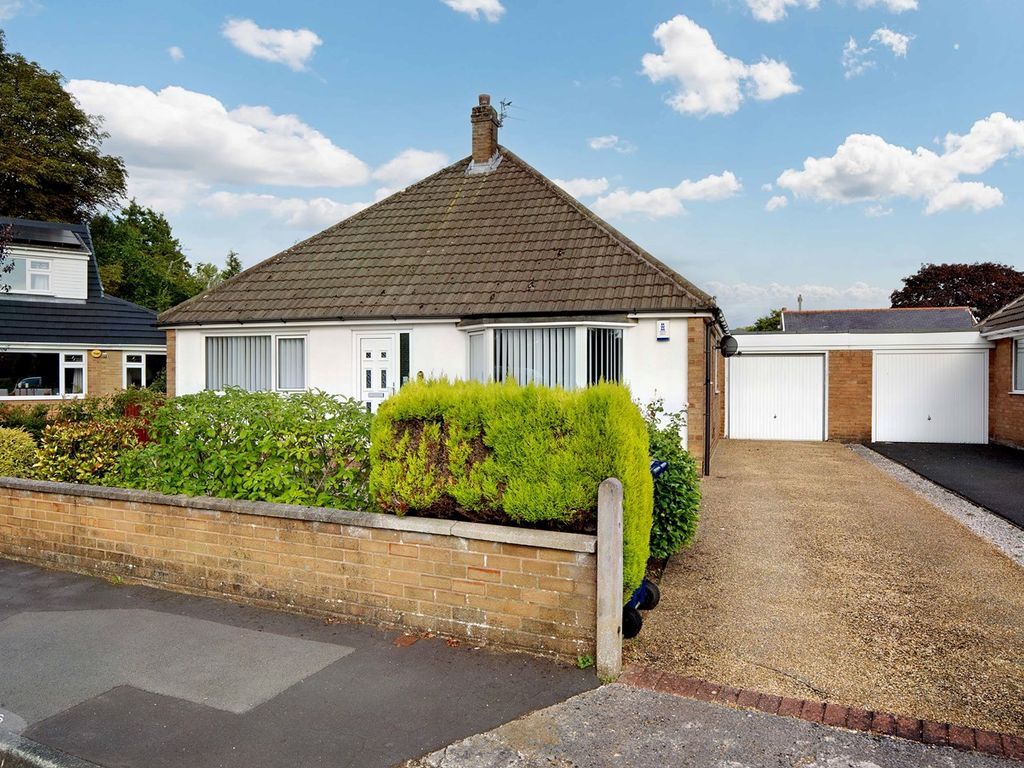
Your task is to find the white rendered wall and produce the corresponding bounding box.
[623,317,688,419]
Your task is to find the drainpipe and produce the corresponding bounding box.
[703,320,712,476]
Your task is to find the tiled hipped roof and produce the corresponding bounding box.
[158,148,715,326]
[979,292,1024,334]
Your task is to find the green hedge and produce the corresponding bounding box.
[644,401,701,559]
[0,427,36,477]
[370,380,654,593]
[114,389,372,508]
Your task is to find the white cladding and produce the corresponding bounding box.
[728,354,825,441]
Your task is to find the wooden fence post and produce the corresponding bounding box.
[596,477,623,681]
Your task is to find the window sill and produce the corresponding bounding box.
[1009,391,1024,396]
[0,395,85,402]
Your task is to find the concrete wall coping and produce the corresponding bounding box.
[0,477,596,554]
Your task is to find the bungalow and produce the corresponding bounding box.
[730,307,990,443]
[0,217,167,402]
[158,95,729,472]
[978,292,1024,448]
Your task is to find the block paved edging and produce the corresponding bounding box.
[619,666,1024,762]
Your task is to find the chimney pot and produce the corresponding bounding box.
[479,94,491,106]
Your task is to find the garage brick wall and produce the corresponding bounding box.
[827,350,873,442]
[989,338,1024,448]
[686,318,726,470]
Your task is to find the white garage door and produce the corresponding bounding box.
[874,351,988,443]
[728,355,825,441]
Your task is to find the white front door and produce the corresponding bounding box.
[360,336,395,412]
[873,351,987,443]
[728,354,826,441]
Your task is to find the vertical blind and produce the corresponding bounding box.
[587,328,623,385]
[277,337,306,390]
[494,327,575,388]
[206,336,272,391]
[1016,339,1024,391]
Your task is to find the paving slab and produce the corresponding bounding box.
[0,559,596,768]
[405,684,1014,767]
[867,442,1024,529]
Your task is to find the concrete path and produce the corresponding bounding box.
[405,685,1013,767]
[625,440,1024,737]
[0,559,595,768]
[868,442,1024,529]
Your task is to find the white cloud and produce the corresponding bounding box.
[871,27,913,57]
[168,46,185,62]
[372,149,448,188]
[765,195,789,212]
[865,204,893,217]
[68,80,370,191]
[0,0,35,20]
[745,0,819,23]
[204,192,371,228]
[552,177,610,199]
[593,171,741,218]
[442,0,505,22]
[776,112,1024,214]
[222,18,322,71]
[588,135,637,153]
[843,28,913,78]
[641,15,799,117]
[710,280,891,324]
[761,182,774,192]
[854,0,918,12]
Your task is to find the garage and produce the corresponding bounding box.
[728,354,825,441]
[873,351,988,443]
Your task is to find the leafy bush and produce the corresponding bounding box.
[115,389,372,508]
[370,379,654,593]
[0,402,51,441]
[644,401,701,559]
[35,418,141,484]
[0,427,37,477]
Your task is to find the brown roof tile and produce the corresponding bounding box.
[159,148,715,326]
[979,291,1024,334]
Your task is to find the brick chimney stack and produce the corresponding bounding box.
[471,94,499,164]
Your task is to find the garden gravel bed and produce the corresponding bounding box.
[624,440,1024,738]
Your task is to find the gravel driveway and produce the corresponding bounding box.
[624,440,1024,737]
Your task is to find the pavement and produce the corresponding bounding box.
[405,684,1014,767]
[867,442,1024,529]
[624,440,1024,737]
[0,558,596,768]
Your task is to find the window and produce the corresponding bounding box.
[399,332,410,388]
[27,260,51,292]
[206,336,272,391]
[1015,339,1024,392]
[468,332,487,382]
[587,328,623,385]
[494,327,575,388]
[277,337,306,390]
[0,352,85,398]
[124,353,168,389]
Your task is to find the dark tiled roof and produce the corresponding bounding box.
[0,217,165,347]
[159,148,715,326]
[781,307,977,333]
[978,292,1024,335]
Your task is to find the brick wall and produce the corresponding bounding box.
[87,349,123,397]
[827,350,873,442]
[990,338,1024,448]
[166,330,176,398]
[687,319,707,467]
[0,480,598,659]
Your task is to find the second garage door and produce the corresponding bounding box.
[873,351,988,443]
[728,354,825,441]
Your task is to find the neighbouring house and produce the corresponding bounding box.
[0,217,167,403]
[158,95,729,471]
[978,292,1024,448]
[730,307,991,443]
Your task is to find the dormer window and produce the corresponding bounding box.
[27,259,51,293]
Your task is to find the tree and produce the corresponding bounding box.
[90,203,199,312]
[891,262,1024,321]
[0,223,12,292]
[743,308,782,332]
[0,32,126,221]
[223,250,242,280]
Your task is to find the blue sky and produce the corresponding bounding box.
[3,0,1023,325]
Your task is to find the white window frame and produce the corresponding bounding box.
[0,349,87,401]
[26,259,52,294]
[203,332,309,393]
[275,335,308,392]
[1013,337,1024,395]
